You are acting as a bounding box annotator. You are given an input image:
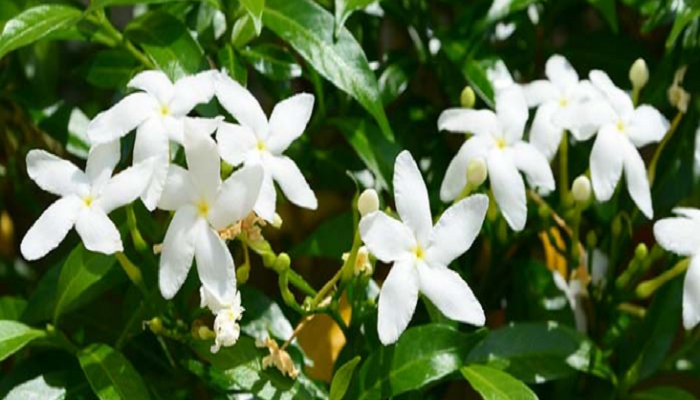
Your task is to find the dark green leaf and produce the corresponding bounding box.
[666,9,700,49]
[379,63,409,105]
[291,212,353,259]
[330,356,361,400]
[630,386,698,400]
[241,0,265,34]
[0,5,83,59]
[0,297,27,321]
[239,285,294,342]
[0,321,45,362]
[461,365,538,400]
[218,45,248,85]
[334,0,375,35]
[587,0,619,33]
[240,44,302,80]
[89,0,222,10]
[78,343,151,400]
[83,50,138,89]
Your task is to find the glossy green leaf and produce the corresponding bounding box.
[89,0,222,10]
[0,321,45,362]
[330,356,361,400]
[231,14,258,49]
[239,285,294,342]
[463,61,495,108]
[0,5,82,60]
[461,365,538,400]
[630,386,698,400]
[240,44,302,80]
[241,0,265,34]
[218,45,248,85]
[348,325,487,400]
[78,343,151,400]
[0,297,27,321]
[263,0,394,140]
[83,49,138,89]
[334,0,375,35]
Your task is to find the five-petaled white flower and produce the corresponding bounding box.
[654,208,700,329]
[87,70,216,210]
[359,151,488,345]
[200,285,244,353]
[157,119,263,300]
[21,141,152,260]
[583,70,669,219]
[214,72,317,222]
[523,55,601,160]
[438,85,555,231]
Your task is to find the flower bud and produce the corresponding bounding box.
[629,58,649,90]
[586,231,597,248]
[460,86,476,109]
[358,189,379,217]
[272,213,283,229]
[467,158,488,187]
[634,243,648,260]
[571,175,591,204]
[148,317,163,334]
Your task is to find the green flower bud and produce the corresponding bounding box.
[460,86,476,109]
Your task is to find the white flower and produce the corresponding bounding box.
[200,285,244,353]
[552,271,587,332]
[21,141,152,260]
[359,151,488,345]
[87,70,216,210]
[586,70,669,218]
[438,85,555,231]
[157,119,263,300]
[213,72,317,222]
[486,60,515,92]
[523,55,601,160]
[654,208,700,329]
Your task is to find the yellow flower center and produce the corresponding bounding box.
[83,195,93,207]
[257,141,267,151]
[559,98,569,107]
[616,121,625,132]
[197,199,210,217]
[160,105,169,116]
[413,246,425,260]
[495,138,506,149]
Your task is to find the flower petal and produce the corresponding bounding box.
[622,141,653,218]
[87,92,159,145]
[26,150,89,197]
[266,93,314,154]
[96,159,154,214]
[509,141,555,191]
[627,105,670,147]
[184,119,222,201]
[253,172,277,222]
[75,207,123,254]
[217,122,258,166]
[163,116,185,144]
[654,215,700,257]
[552,100,616,142]
[158,165,198,211]
[487,149,527,231]
[673,207,700,222]
[530,102,563,161]
[545,55,578,91]
[160,206,200,299]
[20,197,82,261]
[377,260,419,345]
[128,70,174,105]
[195,226,236,302]
[214,72,269,138]
[590,125,624,202]
[496,85,528,142]
[417,263,485,326]
[134,118,170,210]
[394,151,432,245]
[268,155,317,210]
[437,109,499,137]
[589,70,633,119]
[85,140,121,192]
[359,212,415,263]
[169,70,217,116]
[440,135,493,202]
[683,256,700,330]
[523,80,559,107]
[209,165,264,230]
[426,194,488,267]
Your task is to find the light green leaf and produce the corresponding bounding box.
[330,356,361,400]
[462,365,538,400]
[630,386,698,400]
[239,285,294,342]
[666,9,700,49]
[0,297,27,321]
[240,44,302,81]
[78,343,151,400]
[263,0,394,140]
[89,0,222,10]
[334,0,376,35]
[241,0,265,35]
[463,61,495,109]
[0,321,45,362]
[0,5,82,59]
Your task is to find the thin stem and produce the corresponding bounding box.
[311,268,344,309]
[280,315,312,351]
[648,111,683,186]
[115,252,148,296]
[93,10,154,69]
[559,133,569,205]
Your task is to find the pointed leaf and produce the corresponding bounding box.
[241,0,265,35]
[78,343,151,400]
[334,0,376,35]
[0,297,27,321]
[462,365,539,400]
[0,321,45,362]
[0,4,82,59]
[330,356,361,400]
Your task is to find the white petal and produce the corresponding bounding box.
[268,155,317,210]
[209,165,264,230]
[159,206,200,299]
[184,119,221,201]
[393,151,432,245]
[134,118,170,210]
[20,197,82,261]
[545,55,578,91]
[75,207,123,254]
[26,150,89,197]
[359,212,415,263]
[426,194,488,267]
[683,256,700,330]
[530,102,563,161]
[169,70,216,116]
[523,80,559,107]
[440,135,493,202]
[85,140,121,191]
[654,216,700,257]
[673,207,700,222]
[509,141,556,191]
[163,116,185,144]
[158,165,198,211]
[590,125,624,202]
[437,109,499,137]
[266,93,314,154]
[253,172,277,222]
[377,260,419,345]
[627,105,670,147]
[195,226,236,302]
[87,92,159,145]
[589,70,633,119]
[217,122,257,166]
[417,263,485,326]
[128,70,174,105]
[214,72,269,138]
[496,85,528,142]
[487,149,527,231]
[622,141,653,218]
[96,159,154,214]
[553,99,617,142]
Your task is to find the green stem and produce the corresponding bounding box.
[636,258,690,299]
[648,111,683,186]
[559,133,569,206]
[115,252,148,296]
[94,10,154,69]
[341,229,362,282]
[126,205,148,252]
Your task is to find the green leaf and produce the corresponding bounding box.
[291,212,354,259]
[0,297,27,321]
[330,356,361,400]
[239,285,294,342]
[53,244,116,324]
[461,365,538,400]
[240,44,302,81]
[466,322,613,384]
[587,0,619,33]
[630,386,698,400]
[78,343,151,400]
[89,0,222,10]
[0,321,45,362]
[263,0,394,140]
[348,325,487,400]
[83,49,138,89]
[218,45,248,85]
[241,0,265,35]
[334,0,375,35]
[463,60,495,108]
[666,9,700,49]
[0,5,83,60]
[379,63,409,105]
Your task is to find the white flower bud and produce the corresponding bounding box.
[272,213,283,229]
[572,175,591,203]
[629,58,649,90]
[467,158,488,187]
[358,189,379,216]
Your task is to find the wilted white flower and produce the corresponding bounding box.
[21,142,151,260]
[553,271,588,332]
[214,72,317,222]
[200,285,244,353]
[360,151,488,345]
[438,85,555,231]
